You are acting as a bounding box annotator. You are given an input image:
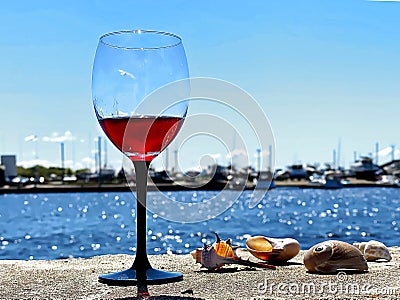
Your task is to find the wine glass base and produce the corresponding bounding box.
[98,267,183,286]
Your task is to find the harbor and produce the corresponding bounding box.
[2,149,400,194]
[0,178,394,195]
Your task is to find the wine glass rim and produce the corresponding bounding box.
[99,30,183,50]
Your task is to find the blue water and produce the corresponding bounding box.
[0,188,399,260]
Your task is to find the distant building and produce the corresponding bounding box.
[1,155,17,179]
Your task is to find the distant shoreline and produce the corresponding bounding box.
[0,179,397,194]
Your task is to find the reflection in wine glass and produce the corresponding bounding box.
[92,30,189,285]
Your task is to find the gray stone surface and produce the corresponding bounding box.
[1,248,399,299]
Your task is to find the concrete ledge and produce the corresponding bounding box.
[1,248,399,299]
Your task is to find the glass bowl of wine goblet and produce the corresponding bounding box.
[92,30,189,285]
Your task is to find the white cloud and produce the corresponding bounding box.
[81,156,95,165]
[63,159,75,168]
[368,0,400,2]
[226,149,247,158]
[79,156,96,171]
[42,131,76,143]
[226,149,250,167]
[208,153,222,159]
[18,159,56,168]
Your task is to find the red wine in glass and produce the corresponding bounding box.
[99,115,184,162]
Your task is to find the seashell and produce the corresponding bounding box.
[190,239,237,270]
[353,240,392,262]
[246,236,300,262]
[303,240,368,274]
[191,233,276,271]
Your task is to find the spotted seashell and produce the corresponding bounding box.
[246,236,300,262]
[353,240,392,262]
[303,240,368,274]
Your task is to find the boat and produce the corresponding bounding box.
[350,157,380,181]
[76,168,116,182]
[308,171,344,189]
[149,170,174,184]
[204,165,232,189]
[323,172,344,189]
[380,159,400,177]
[286,164,308,180]
[376,175,400,187]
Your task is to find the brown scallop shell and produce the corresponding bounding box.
[246,236,300,262]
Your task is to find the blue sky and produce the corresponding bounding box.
[0,0,399,172]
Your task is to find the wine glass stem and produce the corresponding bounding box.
[132,160,152,271]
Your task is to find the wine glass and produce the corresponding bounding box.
[92,30,189,285]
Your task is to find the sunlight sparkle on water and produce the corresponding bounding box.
[0,188,399,259]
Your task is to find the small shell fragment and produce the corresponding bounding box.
[353,240,392,262]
